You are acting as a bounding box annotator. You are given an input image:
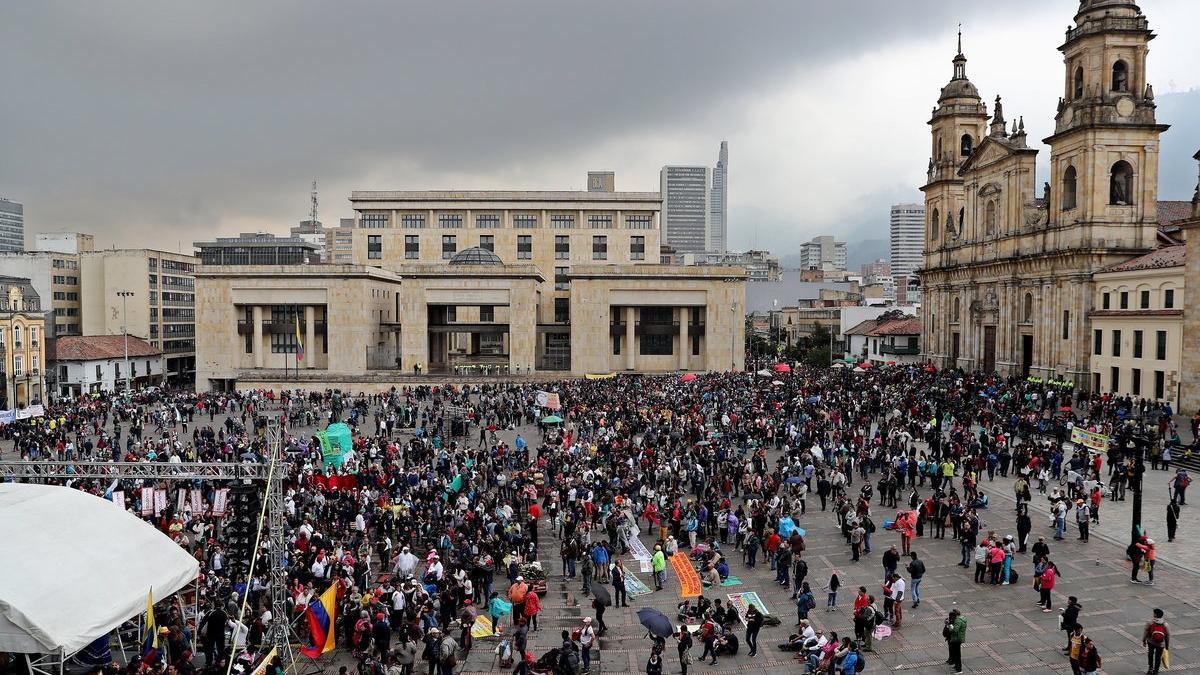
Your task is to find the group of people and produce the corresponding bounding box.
[0,361,1189,675]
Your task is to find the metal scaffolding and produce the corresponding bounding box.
[0,419,294,671]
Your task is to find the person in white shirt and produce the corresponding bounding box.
[889,573,906,627]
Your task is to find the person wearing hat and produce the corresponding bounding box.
[1075,499,1091,542]
[579,617,596,674]
[508,576,529,624]
[1135,536,1157,585]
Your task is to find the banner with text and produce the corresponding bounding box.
[536,391,561,411]
[670,552,702,598]
[1070,427,1110,452]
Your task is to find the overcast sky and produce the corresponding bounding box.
[3,1,1198,257]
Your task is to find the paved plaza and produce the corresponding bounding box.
[5,401,1199,674]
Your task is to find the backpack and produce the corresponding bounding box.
[874,607,885,628]
[1148,622,1168,647]
[855,652,866,672]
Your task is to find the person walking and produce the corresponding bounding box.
[1167,501,1181,542]
[944,609,966,674]
[1143,608,1169,675]
[795,582,815,626]
[906,552,925,608]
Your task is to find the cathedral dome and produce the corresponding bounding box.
[938,53,980,103]
[448,246,504,266]
[1076,0,1141,21]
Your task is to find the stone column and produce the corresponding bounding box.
[252,306,264,369]
[678,307,689,371]
[304,305,316,369]
[625,306,635,371]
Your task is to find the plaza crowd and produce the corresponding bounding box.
[0,363,1188,675]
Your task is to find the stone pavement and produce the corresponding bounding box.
[7,405,1200,673]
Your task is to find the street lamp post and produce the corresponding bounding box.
[117,291,134,393]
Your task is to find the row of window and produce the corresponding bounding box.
[1103,367,1167,401]
[52,276,78,285]
[8,354,39,376]
[1101,288,1175,310]
[52,258,78,270]
[1093,328,1168,360]
[0,325,39,348]
[369,234,645,262]
[52,291,79,301]
[360,212,654,230]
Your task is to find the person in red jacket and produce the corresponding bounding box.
[1038,560,1057,611]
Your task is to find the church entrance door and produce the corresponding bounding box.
[1021,334,1034,376]
[982,326,997,373]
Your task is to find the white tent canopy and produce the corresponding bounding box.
[0,483,199,656]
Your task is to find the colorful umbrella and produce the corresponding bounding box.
[773,363,792,373]
[681,373,697,382]
[542,415,563,424]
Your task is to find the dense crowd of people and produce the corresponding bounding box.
[0,364,1189,675]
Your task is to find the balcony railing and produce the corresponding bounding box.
[635,321,679,336]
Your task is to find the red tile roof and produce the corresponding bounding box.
[869,318,921,337]
[843,319,881,336]
[50,335,162,361]
[1101,244,1185,273]
[1158,201,1195,227]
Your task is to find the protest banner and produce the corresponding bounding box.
[726,591,769,625]
[670,552,702,598]
[212,488,229,517]
[191,489,204,513]
[154,488,168,516]
[112,490,126,511]
[536,391,561,410]
[1070,427,1110,452]
[624,570,653,597]
[141,487,155,516]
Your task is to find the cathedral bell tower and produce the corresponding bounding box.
[922,32,989,261]
[1045,0,1169,249]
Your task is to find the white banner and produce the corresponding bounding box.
[177,489,187,513]
[154,488,168,516]
[626,524,653,572]
[212,488,229,517]
[15,405,45,420]
[190,489,203,514]
[141,488,155,516]
[113,490,126,511]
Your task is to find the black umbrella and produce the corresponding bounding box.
[588,581,612,606]
[636,607,674,638]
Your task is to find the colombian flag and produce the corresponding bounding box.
[295,313,305,362]
[300,584,338,658]
[142,589,159,663]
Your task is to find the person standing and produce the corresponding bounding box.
[1136,537,1157,585]
[651,545,667,591]
[612,560,628,608]
[1166,501,1180,542]
[579,617,596,674]
[676,625,693,675]
[888,573,906,628]
[1143,608,1170,675]
[745,605,764,657]
[944,609,966,674]
[645,649,664,675]
[1075,500,1090,542]
[1038,560,1057,612]
[1060,596,1081,654]
[906,552,925,608]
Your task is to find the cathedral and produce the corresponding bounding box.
[919,0,1180,386]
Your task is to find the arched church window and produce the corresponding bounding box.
[1073,67,1084,99]
[985,200,997,235]
[960,134,973,157]
[1023,293,1034,322]
[1110,161,1134,205]
[937,137,944,160]
[1062,166,1078,210]
[1112,60,1129,92]
[931,209,940,241]
[958,208,965,237]
[953,297,961,322]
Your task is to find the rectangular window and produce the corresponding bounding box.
[631,236,645,261]
[480,305,494,322]
[271,331,298,353]
[1133,330,1143,358]
[1112,329,1121,357]
[692,332,701,356]
[478,235,494,252]
[1119,292,1128,309]
[405,235,420,259]
[1155,371,1165,400]
[1132,368,1142,395]
[625,214,652,230]
[1140,290,1150,309]
[1165,289,1175,309]
[401,214,425,229]
[588,214,613,229]
[1111,366,1120,392]
[554,297,570,323]
[1102,293,1111,310]
[475,214,499,229]
[367,235,382,259]
[439,214,463,229]
[555,266,569,291]
[517,235,532,260]
[360,212,389,228]
[592,235,608,260]
[555,235,570,260]
[513,214,537,229]
[441,235,457,259]
[1062,310,1069,340]
[612,334,621,355]
[96,364,102,380]
[1156,330,1167,360]
[551,214,575,229]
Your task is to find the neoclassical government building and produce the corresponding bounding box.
[919,0,1192,386]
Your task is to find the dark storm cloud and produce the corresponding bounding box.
[0,0,1048,244]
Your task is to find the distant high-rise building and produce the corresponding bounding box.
[889,202,925,279]
[710,142,728,252]
[799,236,847,275]
[0,198,25,252]
[660,166,711,253]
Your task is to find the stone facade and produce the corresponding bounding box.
[920,1,1173,387]
[1177,151,1200,411]
[0,278,47,408]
